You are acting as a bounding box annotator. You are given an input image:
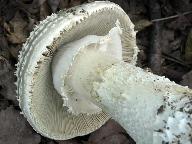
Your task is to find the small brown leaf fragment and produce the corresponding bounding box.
[134,19,152,31]
[5,12,28,44]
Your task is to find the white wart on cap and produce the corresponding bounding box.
[16,1,138,140]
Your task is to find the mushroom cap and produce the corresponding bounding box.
[16,1,138,140]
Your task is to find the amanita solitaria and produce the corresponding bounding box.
[16,1,192,144]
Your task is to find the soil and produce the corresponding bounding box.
[0,0,192,144]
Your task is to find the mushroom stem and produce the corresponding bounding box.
[52,25,192,143]
[92,62,192,144]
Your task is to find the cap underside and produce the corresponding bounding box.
[18,2,138,140]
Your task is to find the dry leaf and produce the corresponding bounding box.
[134,19,152,31]
[6,12,28,44]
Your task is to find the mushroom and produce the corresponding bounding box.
[16,1,192,144]
[16,1,137,140]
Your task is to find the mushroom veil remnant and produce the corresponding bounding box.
[16,1,192,144]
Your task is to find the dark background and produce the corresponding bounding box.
[0,0,192,144]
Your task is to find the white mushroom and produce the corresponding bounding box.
[16,1,137,140]
[16,1,192,144]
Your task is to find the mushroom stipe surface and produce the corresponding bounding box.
[16,1,192,144]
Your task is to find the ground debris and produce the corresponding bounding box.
[47,0,60,13]
[5,12,28,44]
[40,1,51,20]
[184,29,192,63]
[88,119,135,144]
[0,106,41,144]
[0,57,17,105]
[180,70,192,88]
[0,0,192,143]
[57,139,81,144]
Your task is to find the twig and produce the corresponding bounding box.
[148,0,162,75]
[151,11,192,22]
[162,53,191,69]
